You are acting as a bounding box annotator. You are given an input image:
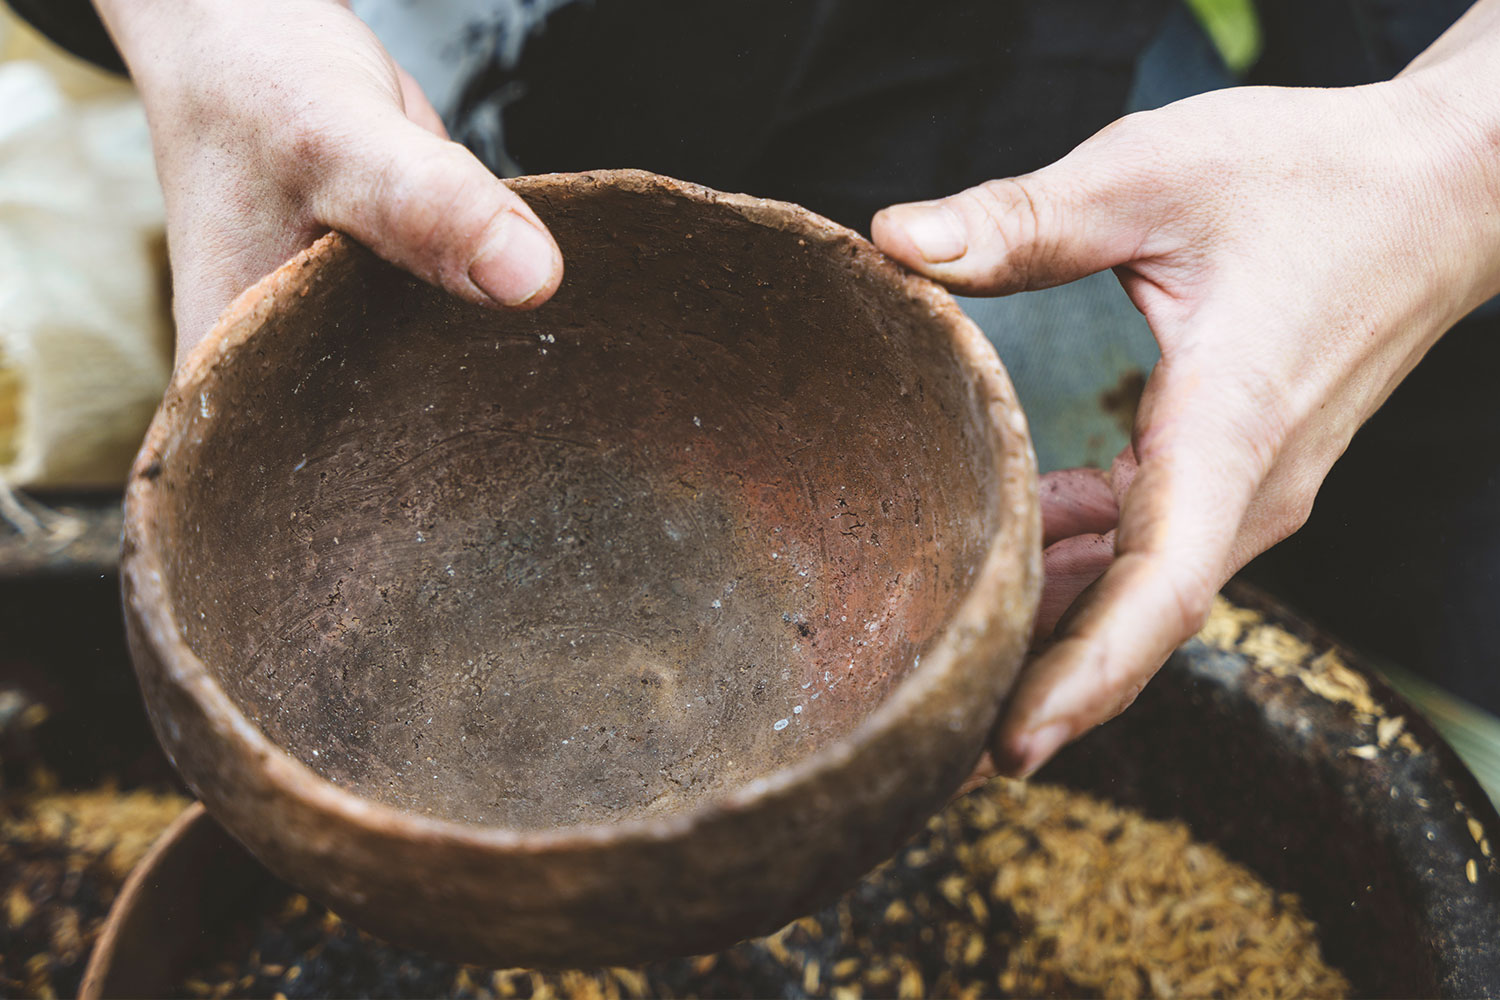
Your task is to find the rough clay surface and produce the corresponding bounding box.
[122,170,1041,966]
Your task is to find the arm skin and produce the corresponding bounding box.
[91,0,564,357]
[875,0,1500,777]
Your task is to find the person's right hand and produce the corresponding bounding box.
[94,0,564,356]
[874,0,1500,779]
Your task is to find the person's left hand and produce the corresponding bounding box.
[872,61,1500,778]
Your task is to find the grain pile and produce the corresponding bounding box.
[968,781,1348,998]
[0,771,188,998]
[179,779,1348,999]
[0,637,187,999]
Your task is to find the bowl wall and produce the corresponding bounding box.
[154,175,1002,830]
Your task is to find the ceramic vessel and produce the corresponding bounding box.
[120,170,1040,965]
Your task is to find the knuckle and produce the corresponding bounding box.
[1092,658,1148,731]
[1106,681,1145,722]
[967,178,1052,289]
[1099,102,1223,176]
[276,113,342,186]
[1164,568,1215,642]
[1285,497,1316,539]
[1268,488,1318,545]
[1088,108,1163,160]
[972,178,1041,240]
[370,146,456,254]
[354,141,500,285]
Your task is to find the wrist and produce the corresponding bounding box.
[1394,0,1500,314]
[92,0,227,95]
[1377,65,1500,324]
[92,0,345,93]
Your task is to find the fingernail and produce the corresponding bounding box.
[897,203,967,263]
[1007,722,1072,778]
[469,214,559,306]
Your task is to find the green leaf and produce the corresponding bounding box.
[1184,0,1262,75]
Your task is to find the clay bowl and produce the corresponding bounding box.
[120,170,1040,966]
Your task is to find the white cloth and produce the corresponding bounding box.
[0,56,170,488]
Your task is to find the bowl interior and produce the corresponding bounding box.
[155,177,1002,830]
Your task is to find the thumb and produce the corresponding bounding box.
[309,115,563,309]
[871,148,1156,296]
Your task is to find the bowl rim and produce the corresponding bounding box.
[122,168,1040,855]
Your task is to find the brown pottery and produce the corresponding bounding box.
[120,170,1040,966]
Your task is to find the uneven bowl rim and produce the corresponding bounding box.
[122,168,1040,856]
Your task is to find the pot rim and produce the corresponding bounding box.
[121,168,1040,857]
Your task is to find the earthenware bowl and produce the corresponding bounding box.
[120,170,1040,966]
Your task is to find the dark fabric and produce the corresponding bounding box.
[1242,310,1500,713]
[485,0,1175,231]
[2,0,123,74]
[486,0,1479,229]
[1252,0,1475,86]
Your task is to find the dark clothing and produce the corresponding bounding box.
[1242,306,1500,713]
[3,0,1477,224]
[487,0,1169,229]
[5,0,121,74]
[1253,0,1472,85]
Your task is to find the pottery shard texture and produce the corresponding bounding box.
[164,186,1001,830]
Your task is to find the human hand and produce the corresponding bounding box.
[93,0,563,355]
[874,13,1500,778]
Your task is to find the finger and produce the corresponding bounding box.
[870,134,1159,295]
[1034,531,1115,641]
[1110,445,1139,505]
[991,366,1268,776]
[396,65,449,138]
[954,752,999,799]
[308,114,563,309]
[1040,467,1118,545]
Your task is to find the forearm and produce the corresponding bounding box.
[1402,0,1500,79]
[1397,0,1500,321]
[92,0,201,76]
[91,0,348,98]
